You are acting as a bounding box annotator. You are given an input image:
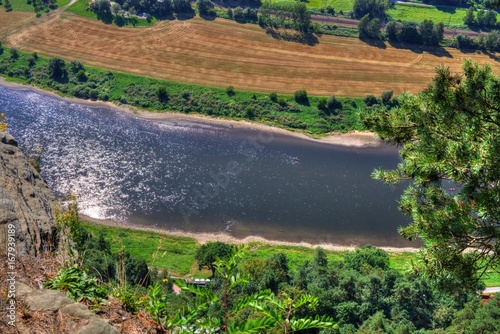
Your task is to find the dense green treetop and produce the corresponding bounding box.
[365,59,500,289]
[195,241,233,275]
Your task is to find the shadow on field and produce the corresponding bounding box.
[265,27,319,46]
[483,51,500,62]
[388,41,453,58]
[176,10,196,21]
[200,11,217,21]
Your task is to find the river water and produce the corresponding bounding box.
[1,85,416,247]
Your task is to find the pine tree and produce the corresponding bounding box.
[364,60,500,290]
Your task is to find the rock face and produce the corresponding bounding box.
[16,283,120,334]
[0,131,59,257]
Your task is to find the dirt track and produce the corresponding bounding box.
[3,13,499,96]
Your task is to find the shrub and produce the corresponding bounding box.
[157,86,169,102]
[226,85,235,96]
[294,89,308,104]
[364,94,378,107]
[70,60,85,73]
[76,69,87,82]
[48,57,67,79]
[269,92,278,102]
[327,95,343,111]
[9,48,18,59]
[182,90,191,100]
[278,96,288,107]
[344,245,389,271]
[317,97,328,111]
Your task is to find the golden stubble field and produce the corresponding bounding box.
[0,11,35,35]
[4,13,500,96]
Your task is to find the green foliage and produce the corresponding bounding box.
[196,0,214,16]
[157,86,168,102]
[195,241,234,276]
[353,0,388,19]
[4,0,12,11]
[47,57,67,79]
[146,282,170,329]
[364,94,379,107]
[269,91,278,102]
[76,69,87,82]
[70,59,84,73]
[226,85,235,96]
[45,266,108,306]
[9,48,18,59]
[259,2,312,31]
[358,14,381,40]
[173,247,338,333]
[386,19,444,46]
[364,60,500,290]
[294,89,308,104]
[344,245,390,272]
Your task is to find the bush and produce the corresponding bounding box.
[48,57,67,79]
[76,69,87,82]
[226,85,235,96]
[344,245,389,271]
[157,86,169,102]
[269,92,278,102]
[9,48,18,59]
[364,94,378,107]
[294,89,308,104]
[317,97,328,111]
[327,95,342,111]
[70,60,85,73]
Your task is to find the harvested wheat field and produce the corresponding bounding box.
[4,13,500,96]
[0,11,35,35]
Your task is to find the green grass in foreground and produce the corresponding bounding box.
[388,3,469,27]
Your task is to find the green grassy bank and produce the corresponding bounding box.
[81,221,500,286]
[0,46,370,136]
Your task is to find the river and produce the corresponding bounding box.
[1,85,416,247]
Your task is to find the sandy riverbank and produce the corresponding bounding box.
[81,214,419,253]
[0,77,384,148]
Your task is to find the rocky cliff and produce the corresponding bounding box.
[0,131,59,256]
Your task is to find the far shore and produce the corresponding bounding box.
[81,214,419,254]
[0,77,385,148]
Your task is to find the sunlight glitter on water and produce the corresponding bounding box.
[2,85,416,247]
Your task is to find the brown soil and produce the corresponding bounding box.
[4,14,500,97]
[0,11,35,36]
